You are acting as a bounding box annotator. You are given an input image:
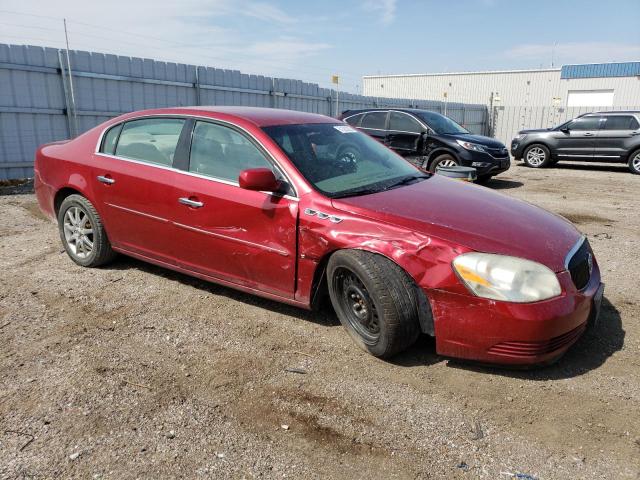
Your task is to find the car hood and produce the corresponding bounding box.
[446,133,505,148]
[331,176,581,272]
[518,128,551,134]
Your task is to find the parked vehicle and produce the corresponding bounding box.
[511,111,640,174]
[35,107,603,365]
[339,108,510,183]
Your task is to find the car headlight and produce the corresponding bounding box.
[513,134,526,141]
[456,139,487,153]
[452,253,561,303]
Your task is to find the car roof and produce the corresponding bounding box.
[583,111,640,116]
[341,107,438,117]
[118,106,339,127]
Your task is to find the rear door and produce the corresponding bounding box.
[170,120,298,299]
[556,116,602,159]
[358,111,388,143]
[386,111,425,154]
[595,115,640,160]
[92,117,187,264]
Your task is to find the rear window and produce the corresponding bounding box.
[602,115,639,130]
[361,112,387,130]
[344,113,365,127]
[114,118,185,166]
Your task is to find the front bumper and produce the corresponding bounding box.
[458,150,511,176]
[510,140,526,159]
[428,266,602,366]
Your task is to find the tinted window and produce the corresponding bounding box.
[568,117,602,131]
[344,113,364,127]
[115,118,185,166]
[414,111,469,134]
[602,115,639,130]
[101,124,122,155]
[262,123,422,198]
[389,112,423,133]
[361,112,387,130]
[190,121,272,182]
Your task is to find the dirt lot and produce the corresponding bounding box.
[1,163,638,479]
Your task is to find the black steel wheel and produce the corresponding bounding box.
[327,250,421,358]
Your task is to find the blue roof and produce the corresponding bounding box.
[561,62,640,79]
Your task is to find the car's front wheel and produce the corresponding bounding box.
[58,194,116,267]
[523,144,551,168]
[628,149,640,175]
[327,250,421,358]
[429,153,458,173]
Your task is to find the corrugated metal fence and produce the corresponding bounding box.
[0,43,488,180]
[492,105,640,146]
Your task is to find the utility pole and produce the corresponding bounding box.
[63,19,78,137]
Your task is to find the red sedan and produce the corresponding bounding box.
[34,107,604,365]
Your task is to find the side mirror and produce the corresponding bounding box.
[238,168,280,192]
[560,126,570,133]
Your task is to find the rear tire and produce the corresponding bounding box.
[429,153,458,173]
[327,250,421,358]
[628,149,640,175]
[523,144,551,168]
[58,194,116,267]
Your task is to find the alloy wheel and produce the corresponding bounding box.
[633,152,640,173]
[438,158,458,168]
[526,147,546,166]
[63,206,94,259]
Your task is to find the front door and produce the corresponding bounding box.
[92,117,187,264]
[171,120,298,299]
[556,116,602,159]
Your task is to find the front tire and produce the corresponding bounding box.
[58,194,116,267]
[327,250,421,358]
[523,144,551,168]
[475,175,493,185]
[628,149,640,175]
[429,153,458,173]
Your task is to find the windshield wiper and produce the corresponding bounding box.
[331,187,384,199]
[383,174,429,191]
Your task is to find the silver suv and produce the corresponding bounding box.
[510,111,640,174]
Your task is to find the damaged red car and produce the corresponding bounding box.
[34,107,604,365]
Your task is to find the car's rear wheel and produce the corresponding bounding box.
[327,250,421,358]
[628,149,640,175]
[58,194,116,267]
[523,144,551,168]
[429,153,458,173]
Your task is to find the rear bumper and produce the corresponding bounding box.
[428,267,602,366]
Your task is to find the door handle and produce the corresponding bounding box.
[97,175,115,184]
[631,131,640,136]
[178,197,204,208]
[583,132,594,137]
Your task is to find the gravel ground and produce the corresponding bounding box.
[1,162,639,480]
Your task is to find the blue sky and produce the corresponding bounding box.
[1,0,639,92]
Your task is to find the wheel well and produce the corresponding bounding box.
[425,149,458,169]
[54,187,82,215]
[311,248,434,336]
[626,147,640,161]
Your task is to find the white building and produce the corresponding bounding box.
[363,62,640,109]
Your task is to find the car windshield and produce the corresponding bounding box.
[262,123,426,198]
[414,111,469,135]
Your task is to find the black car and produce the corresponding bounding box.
[511,111,640,175]
[339,108,510,183]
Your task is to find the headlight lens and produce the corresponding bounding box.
[456,139,487,153]
[452,253,561,303]
[513,134,526,141]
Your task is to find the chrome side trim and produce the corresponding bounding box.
[93,113,299,198]
[105,202,170,223]
[564,235,586,270]
[173,221,290,257]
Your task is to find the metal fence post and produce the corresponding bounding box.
[195,67,201,106]
[57,50,75,138]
